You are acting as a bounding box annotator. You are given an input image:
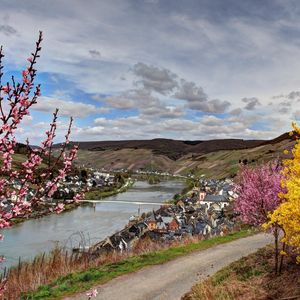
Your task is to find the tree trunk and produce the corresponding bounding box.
[274,225,279,274]
[279,242,286,274]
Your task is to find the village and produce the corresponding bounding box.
[3,170,122,222]
[92,178,238,254]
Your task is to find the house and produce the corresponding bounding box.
[168,218,180,231]
[180,224,194,234]
[156,221,168,233]
[198,191,206,202]
[128,222,148,237]
[195,221,211,236]
[147,220,157,231]
[201,194,229,210]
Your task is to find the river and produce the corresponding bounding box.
[0,180,185,268]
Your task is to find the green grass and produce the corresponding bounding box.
[23,229,255,300]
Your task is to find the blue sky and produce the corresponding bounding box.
[1,0,300,143]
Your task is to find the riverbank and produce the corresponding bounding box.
[10,202,80,226]
[9,229,255,299]
[84,178,135,200]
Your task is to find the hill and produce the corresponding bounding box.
[72,132,295,178]
[67,138,264,161]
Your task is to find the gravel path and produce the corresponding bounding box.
[65,233,273,300]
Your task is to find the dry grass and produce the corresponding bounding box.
[1,235,200,299]
[183,246,300,300]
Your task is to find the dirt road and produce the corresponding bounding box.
[66,233,273,300]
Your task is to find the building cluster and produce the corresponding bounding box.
[92,179,238,254]
[53,172,117,199]
[6,171,118,203]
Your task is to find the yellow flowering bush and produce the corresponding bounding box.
[265,122,300,262]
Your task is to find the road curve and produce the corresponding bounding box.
[65,233,273,300]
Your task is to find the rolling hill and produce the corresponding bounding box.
[67,138,264,160]
[72,133,295,178]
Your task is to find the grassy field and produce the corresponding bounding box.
[183,245,300,300]
[21,230,255,300]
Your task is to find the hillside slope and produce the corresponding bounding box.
[74,133,295,178]
[67,138,263,160]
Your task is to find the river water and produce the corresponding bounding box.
[0,180,184,268]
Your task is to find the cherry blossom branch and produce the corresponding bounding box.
[0,32,85,296]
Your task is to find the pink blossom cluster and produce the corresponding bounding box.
[234,161,284,226]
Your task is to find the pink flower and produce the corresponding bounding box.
[12,205,22,216]
[86,289,98,299]
[22,70,29,77]
[20,97,29,107]
[234,161,284,226]
[1,86,10,94]
[54,203,65,214]
[73,193,82,203]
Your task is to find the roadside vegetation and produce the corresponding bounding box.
[147,174,161,184]
[183,245,300,300]
[4,229,254,299]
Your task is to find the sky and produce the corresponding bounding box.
[1,0,300,143]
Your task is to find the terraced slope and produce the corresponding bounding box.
[74,133,295,178]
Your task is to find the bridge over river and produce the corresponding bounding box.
[79,199,172,206]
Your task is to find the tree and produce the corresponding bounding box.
[234,161,284,273]
[265,123,300,266]
[0,32,84,295]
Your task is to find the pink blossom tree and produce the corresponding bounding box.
[234,161,284,273]
[0,32,84,294]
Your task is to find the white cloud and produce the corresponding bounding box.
[33,96,108,118]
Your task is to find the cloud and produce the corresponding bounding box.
[141,105,185,118]
[201,115,224,126]
[279,107,289,114]
[287,91,300,100]
[242,97,261,110]
[89,49,101,59]
[174,80,230,113]
[229,108,242,116]
[133,62,178,94]
[105,88,185,118]
[174,80,207,103]
[0,24,17,36]
[33,96,108,118]
[106,89,159,110]
[270,90,300,115]
[191,99,231,113]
